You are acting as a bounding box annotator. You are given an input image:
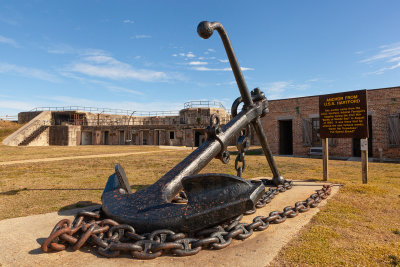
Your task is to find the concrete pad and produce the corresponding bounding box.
[0,181,339,267]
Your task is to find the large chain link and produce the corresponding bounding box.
[41,181,332,259]
[235,126,251,177]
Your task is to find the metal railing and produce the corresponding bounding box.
[133,111,179,116]
[0,115,18,121]
[59,118,180,127]
[183,101,226,110]
[29,106,179,117]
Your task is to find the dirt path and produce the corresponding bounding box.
[0,149,178,166]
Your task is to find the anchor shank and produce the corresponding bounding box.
[155,104,264,202]
[197,21,253,107]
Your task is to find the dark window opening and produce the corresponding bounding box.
[388,114,400,147]
[170,131,175,140]
[279,120,293,155]
[311,118,321,146]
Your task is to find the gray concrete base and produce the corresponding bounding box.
[0,181,339,267]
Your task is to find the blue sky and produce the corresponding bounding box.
[1,0,400,115]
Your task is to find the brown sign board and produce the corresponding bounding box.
[319,89,368,138]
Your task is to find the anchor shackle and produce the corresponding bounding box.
[197,21,253,107]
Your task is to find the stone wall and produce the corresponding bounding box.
[29,127,50,146]
[49,126,68,145]
[179,108,230,125]
[67,126,81,146]
[18,111,42,124]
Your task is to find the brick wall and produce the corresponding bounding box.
[261,86,400,159]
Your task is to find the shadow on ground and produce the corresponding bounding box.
[58,201,101,214]
[0,187,103,196]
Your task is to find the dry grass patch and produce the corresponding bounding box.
[0,121,24,142]
[0,145,399,265]
[0,148,190,219]
[0,144,163,162]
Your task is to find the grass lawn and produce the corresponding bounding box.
[0,143,399,266]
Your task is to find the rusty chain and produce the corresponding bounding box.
[41,180,332,259]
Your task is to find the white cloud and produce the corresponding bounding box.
[260,81,313,100]
[188,61,208,65]
[0,34,19,47]
[193,66,254,71]
[46,44,76,54]
[0,100,36,112]
[132,35,152,39]
[369,62,400,75]
[207,48,216,52]
[48,46,179,83]
[83,79,144,96]
[360,42,400,74]
[0,63,59,82]
[107,85,144,96]
[123,19,135,24]
[388,56,400,63]
[218,59,229,63]
[64,53,168,82]
[175,52,196,59]
[83,55,117,64]
[68,63,166,81]
[361,42,400,62]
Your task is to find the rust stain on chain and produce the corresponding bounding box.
[41,182,333,259]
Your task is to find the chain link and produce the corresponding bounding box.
[235,126,250,177]
[42,181,332,259]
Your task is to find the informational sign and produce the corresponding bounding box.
[360,139,368,151]
[319,90,368,138]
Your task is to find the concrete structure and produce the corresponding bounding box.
[6,101,230,148]
[4,86,400,160]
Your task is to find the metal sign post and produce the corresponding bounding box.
[322,138,329,181]
[360,138,368,184]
